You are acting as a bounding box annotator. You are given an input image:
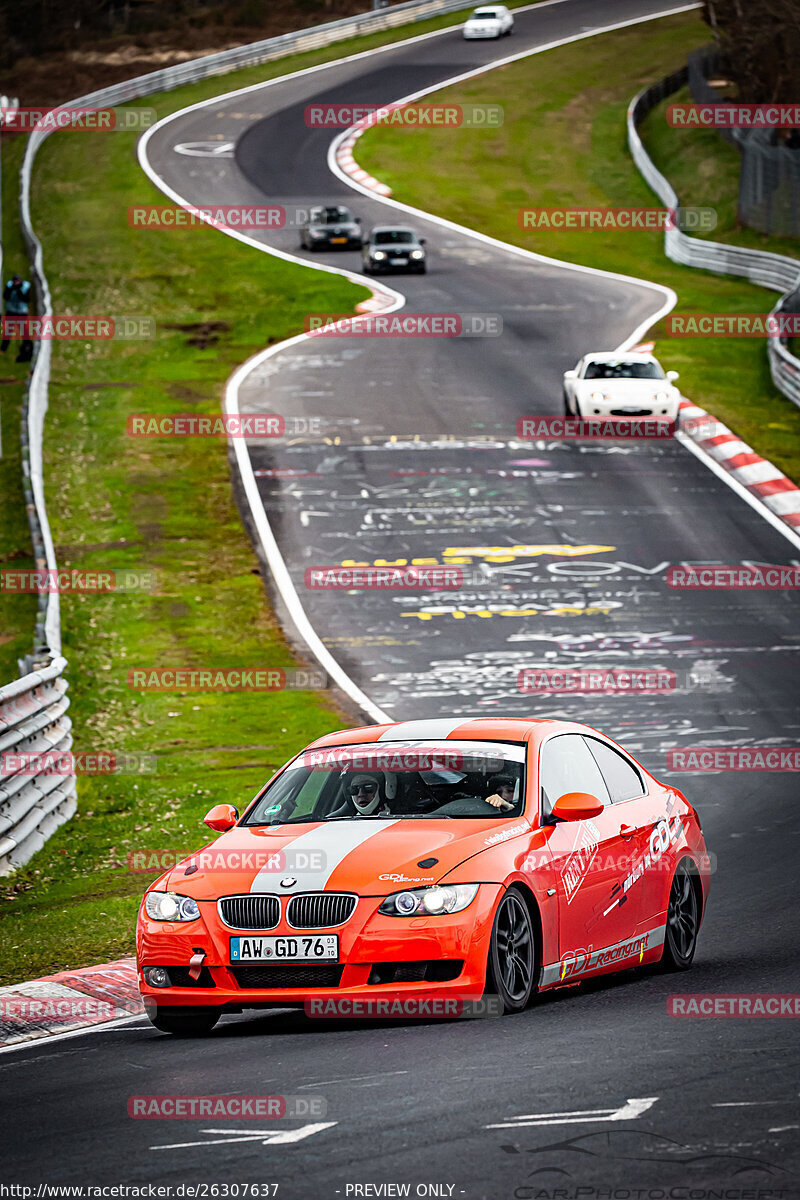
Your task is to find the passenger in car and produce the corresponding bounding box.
[484,773,518,811]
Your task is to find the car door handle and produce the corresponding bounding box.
[619,824,637,839]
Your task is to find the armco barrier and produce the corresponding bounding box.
[6,0,481,870]
[627,72,800,408]
[0,658,75,876]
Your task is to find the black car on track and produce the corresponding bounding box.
[300,205,363,250]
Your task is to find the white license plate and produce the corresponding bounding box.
[392,256,409,265]
[230,935,339,962]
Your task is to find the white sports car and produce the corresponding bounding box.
[463,5,514,38]
[562,352,681,421]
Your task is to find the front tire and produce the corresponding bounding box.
[487,888,536,1013]
[562,390,572,415]
[660,860,700,971]
[146,1005,221,1036]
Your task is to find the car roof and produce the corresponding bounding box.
[370,226,418,235]
[581,351,660,363]
[306,717,595,749]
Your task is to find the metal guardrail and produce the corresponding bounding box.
[5,0,480,871]
[0,657,75,875]
[628,71,800,408]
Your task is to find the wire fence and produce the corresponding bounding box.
[2,0,481,871]
[688,46,800,239]
[628,71,800,409]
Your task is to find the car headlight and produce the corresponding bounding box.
[309,230,325,238]
[589,391,610,402]
[379,884,479,917]
[653,391,670,403]
[144,891,201,922]
[410,249,425,260]
[371,250,386,260]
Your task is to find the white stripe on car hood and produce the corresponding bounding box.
[249,820,399,893]
[378,719,465,741]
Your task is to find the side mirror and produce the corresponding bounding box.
[419,238,426,245]
[550,792,604,821]
[203,804,239,832]
[563,369,577,379]
[666,370,679,381]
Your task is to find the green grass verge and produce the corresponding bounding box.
[1,144,39,681]
[0,3,535,983]
[357,10,800,482]
[0,114,361,982]
[0,0,545,689]
[0,1,556,984]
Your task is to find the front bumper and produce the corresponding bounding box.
[313,236,362,249]
[137,884,501,1010]
[365,258,425,273]
[574,396,680,421]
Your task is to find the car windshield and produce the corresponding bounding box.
[473,9,500,16]
[242,740,527,824]
[314,207,351,224]
[373,231,415,245]
[583,360,664,380]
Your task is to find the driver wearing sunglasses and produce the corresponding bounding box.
[346,773,390,816]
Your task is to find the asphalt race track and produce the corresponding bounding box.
[5,0,799,1195]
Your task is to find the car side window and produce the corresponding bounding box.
[539,734,611,817]
[584,737,645,803]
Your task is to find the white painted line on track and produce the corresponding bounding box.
[138,2,701,724]
[298,1069,408,1088]
[152,1122,337,1150]
[328,5,703,352]
[485,1096,658,1128]
[0,1013,147,1055]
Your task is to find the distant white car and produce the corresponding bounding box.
[562,352,681,421]
[463,4,514,38]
